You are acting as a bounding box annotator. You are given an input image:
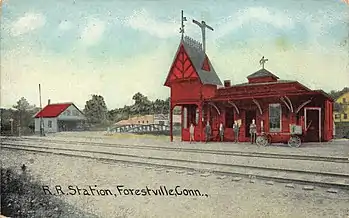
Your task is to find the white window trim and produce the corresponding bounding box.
[269,103,282,132]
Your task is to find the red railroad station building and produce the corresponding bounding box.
[164,36,334,144]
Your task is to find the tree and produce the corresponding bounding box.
[106,94,172,124]
[130,92,152,115]
[84,95,108,124]
[107,108,129,123]
[151,98,170,114]
[11,97,38,135]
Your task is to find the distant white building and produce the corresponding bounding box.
[154,114,168,125]
[34,101,85,133]
[115,114,181,126]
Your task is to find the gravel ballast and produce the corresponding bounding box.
[1,149,349,218]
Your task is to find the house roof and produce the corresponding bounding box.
[34,103,72,118]
[227,80,296,88]
[313,90,335,101]
[247,68,279,79]
[181,37,222,86]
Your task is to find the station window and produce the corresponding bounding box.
[48,120,52,128]
[269,103,282,132]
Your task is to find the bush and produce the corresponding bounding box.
[0,167,96,218]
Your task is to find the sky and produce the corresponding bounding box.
[1,0,348,109]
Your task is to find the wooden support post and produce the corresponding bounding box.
[170,107,173,142]
[181,106,184,141]
[198,103,203,142]
[207,104,211,124]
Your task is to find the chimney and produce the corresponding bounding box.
[48,99,51,105]
[224,80,231,88]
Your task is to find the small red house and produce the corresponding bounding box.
[164,36,333,143]
[34,101,85,133]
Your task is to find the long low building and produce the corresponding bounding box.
[34,101,86,133]
[115,114,181,126]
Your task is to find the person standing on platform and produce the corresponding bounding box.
[249,119,257,144]
[205,121,211,143]
[189,123,195,143]
[233,120,240,143]
[219,122,224,142]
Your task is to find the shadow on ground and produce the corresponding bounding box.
[1,167,98,218]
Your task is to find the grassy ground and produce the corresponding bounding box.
[0,167,96,218]
[104,132,181,141]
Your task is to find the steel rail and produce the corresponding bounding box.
[2,144,349,190]
[2,137,348,164]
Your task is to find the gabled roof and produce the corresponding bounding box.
[247,68,279,79]
[335,90,349,102]
[164,37,222,86]
[34,103,72,118]
[182,38,222,85]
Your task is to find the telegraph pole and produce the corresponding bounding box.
[39,84,44,136]
[192,19,214,53]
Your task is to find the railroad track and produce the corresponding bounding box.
[2,142,349,190]
[2,137,349,163]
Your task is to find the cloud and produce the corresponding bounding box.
[80,18,106,46]
[124,7,296,41]
[58,20,73,31]
[208,40,348,92]
[1,7,347,109]
[2,36,347,110]
[0,42,174,109]
[124,9,186,39]
[213,7,295,39]
[10,13,46,36]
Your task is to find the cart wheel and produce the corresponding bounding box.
[256,136,268,147]
[288,136,301,148]
[267,134,272,145]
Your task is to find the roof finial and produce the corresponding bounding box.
[259,56,268,69]
[192,19,214,53]
[179,10,187,40]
